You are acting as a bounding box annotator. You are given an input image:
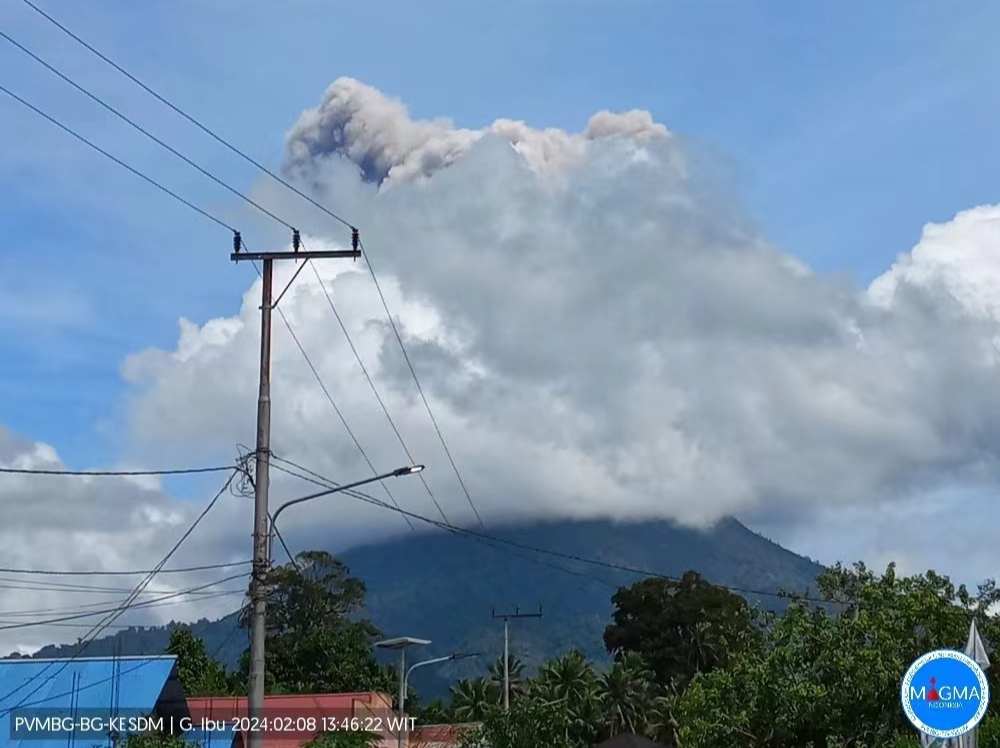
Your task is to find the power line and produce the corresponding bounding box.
[0,20,799,608]
[0,469,239,714]
[12,0,488,529]
[0,586,243,617]
[240,244,419,536]
[0,574,247,631]
[357,237,487,530]
[233,449,299,572]
[208,606,247,662]
[0,576,241,595]
[0,465,234,477]
[0,470,238,707]
[301,239,453,525]
[10,0,567,607]
[269,516,297,571]
[268,455,523,640]
[0,620,161,630]
[15,0,353,231]
[0,24,453,686]
[4,603,247,710]
[268,456,617,592]
[0,81,235,233]
[0,28,295,231]
[0,3,472,544]
[277,458,830,605]
[233,236,366,747]
[0,560,251,577]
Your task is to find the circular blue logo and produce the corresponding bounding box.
[901,649,989,738]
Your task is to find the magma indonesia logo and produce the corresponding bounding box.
[901,649,990,739]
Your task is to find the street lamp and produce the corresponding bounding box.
[269,465,424,559]
[404,652,479,708]
[373,638,478,748]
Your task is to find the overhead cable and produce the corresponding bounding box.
[269,457,617,592]
[0,81,234,233]
[357,237,487,529]
[273,457,833,605]
[300,238,452,526]
[0,469,238,713]
[0,560,251,577]
[0,575,246,630]
[15,0,353,229]
[10,0,489,528]
[0,465,234,477]
[0,29,294,231]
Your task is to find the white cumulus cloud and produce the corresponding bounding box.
[10,79,1000,654]
[0,425,250,654]
[127,80,1000,537]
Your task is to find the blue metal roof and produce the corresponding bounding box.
[183,723,236,748]
[0,655,178,748]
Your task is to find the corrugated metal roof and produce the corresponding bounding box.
[0,655,179,748]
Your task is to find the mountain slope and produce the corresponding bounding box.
[13,518,823,698]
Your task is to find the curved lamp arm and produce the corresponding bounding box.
[405,656,453,686]
[270,465,424,530]
[402,653,480,704]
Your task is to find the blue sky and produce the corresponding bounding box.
[2,0,1000,471]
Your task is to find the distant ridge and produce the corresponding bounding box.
[10,517,823,698]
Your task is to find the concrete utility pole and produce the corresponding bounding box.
[492,607,542,710]
[232,229,360,748]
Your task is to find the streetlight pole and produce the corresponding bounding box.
[374,638,428,748]
[246,463,424,743]
[403,653,479,714]
[370,641,477,748]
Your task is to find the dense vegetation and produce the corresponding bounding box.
[158,550,1000,748]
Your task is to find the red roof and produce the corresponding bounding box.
[409,723,481,748]
[186,693,398,748]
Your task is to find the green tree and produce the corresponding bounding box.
[450,677,498,721]
[677,562,1000,748]
[122,733,191,748]
[239,551,395,695]
[415,697,452,725]
[488,655,528,704]
[604,571,761,690]
[166,627,232,697]
[644,684,682,748]
[598,651,657,739]
[531,650,602,747]
[458,698,573,748]
[307,731,379,748]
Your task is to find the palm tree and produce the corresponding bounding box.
[531,650,601,745]
[450,677,498,722]
[644,682,682,748]
[599,651,655,738]
[686,619,724,675]
[415,698,452,726]
[487,654,527,704]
